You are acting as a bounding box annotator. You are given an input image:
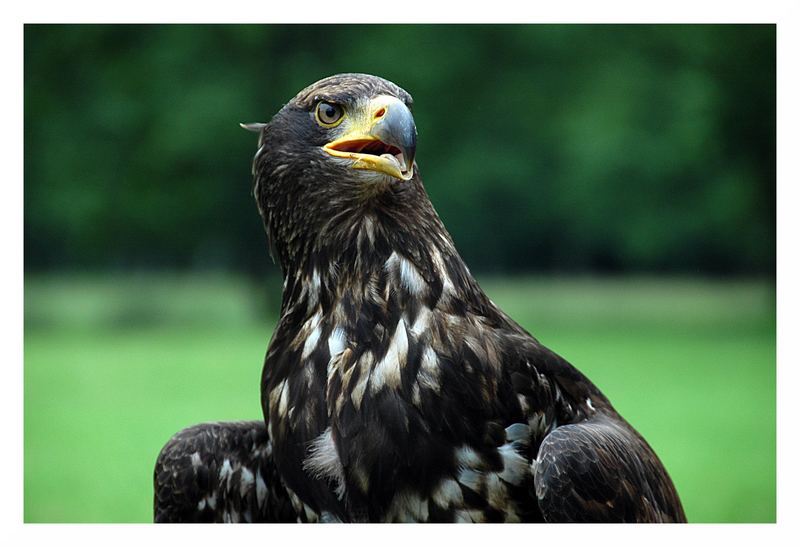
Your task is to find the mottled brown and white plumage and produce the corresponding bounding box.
[154,73,686,523]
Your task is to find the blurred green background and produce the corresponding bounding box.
[23,25,775,522]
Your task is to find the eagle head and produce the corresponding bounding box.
[245,74,430,271]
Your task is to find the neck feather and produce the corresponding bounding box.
[277,195,491,324]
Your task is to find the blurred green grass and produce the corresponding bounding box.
[23,275,775,522]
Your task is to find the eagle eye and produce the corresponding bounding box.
[315,101,345,127]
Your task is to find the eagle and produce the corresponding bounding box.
[154,73,686,523]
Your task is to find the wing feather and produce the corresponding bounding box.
[153,421,301,522]
[533,416,686,522]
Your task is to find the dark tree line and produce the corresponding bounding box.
[24,25,775,276]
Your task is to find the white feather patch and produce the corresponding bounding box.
[218,459,233,490]
[301,311,323,359]
[303,428,345,499]
[303,504,319,522]
[504,423,530,444]
[399,256,426,296]
[239,467,254,497]
[320,511,342,523]
[455,446,484,469]
[370,318,408,394]
[328,327,347,359]
[410,307,432,336]
[528,411,549,437]
[411,383,422,406]
[386,490,429,522]
[497,443,529,486]
[385,251,427,296]
[457,468,482,492]
[255,470,267,508]
[274,380,289,417]
[431,478,464,509]
[454,509,484,523]
[350,351,373,409]
[416,345,440,392]
[308,269,321,308]
[430,247,456,296]
[362,215,376,244]
[384,251,400,272]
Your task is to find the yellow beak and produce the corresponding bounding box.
[323,96,417,181]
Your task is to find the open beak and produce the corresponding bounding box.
[323,96,417,181]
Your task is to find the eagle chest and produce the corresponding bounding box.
[263,259,527,517]
[267,298,449,470]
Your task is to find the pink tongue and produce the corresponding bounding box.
[361,141,387,155]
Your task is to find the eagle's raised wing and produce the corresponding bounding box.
[153,421,301,522]
[533,415,686,523]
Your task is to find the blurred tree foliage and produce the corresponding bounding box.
[24,25,775,275]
